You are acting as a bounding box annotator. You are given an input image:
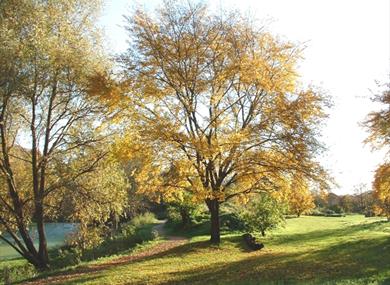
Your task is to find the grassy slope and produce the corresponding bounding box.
[40,215,390,285]
[0,221,159,284]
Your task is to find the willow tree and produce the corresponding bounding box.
[0,0,126,269]
[120,1,329,243]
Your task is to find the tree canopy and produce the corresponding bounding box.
[118,1,330,243]
[0,0,127,269]
[0,0,334,271]
[364,84,390,220]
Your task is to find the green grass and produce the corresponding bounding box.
[0,218,159,284]
[11,237,164,285]
[10,215,390,284]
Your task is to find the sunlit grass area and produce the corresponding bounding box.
[22,215,389,285]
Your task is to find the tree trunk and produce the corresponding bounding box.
[206,199,220,244]
[36,206,49,270]
[179,208,190,227]
[34,253,49,271]
[14,221,49,270]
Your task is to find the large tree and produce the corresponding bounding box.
[0,0,125,269]
[372,163,390,220]
[120,1,329,243]
[364,84,390,220]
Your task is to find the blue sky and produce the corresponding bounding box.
[99,0,390,194]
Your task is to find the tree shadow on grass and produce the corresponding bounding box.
[63,234,390,285]
[66,248,301,285]
[21,239,213,284]
[153,236,390,285]
[23,221,390,285]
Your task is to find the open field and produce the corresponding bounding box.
[16,215,390,285]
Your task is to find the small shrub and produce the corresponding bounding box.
[68,224,106,250]
[0,263,37,284]
[46,212,160,265]
[193,212,209,224]
[309,209,345,217]
[240,193,286,236]
[285,215,298,219]
[166,203,203,228]
[133,227,156,243]
[2,266,10,285]
[364,210,376,217]
[80,213,158,261]
[310,209,325,216]
[325,213,346,217]
[221,213,246,231]
[130,212,156,228]
[166,206,182,225]
[121,224,136,238]
[51,247,82,268]
[325,209,336,215]
[328,205,345,214]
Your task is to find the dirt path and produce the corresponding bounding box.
[23,221,188,285]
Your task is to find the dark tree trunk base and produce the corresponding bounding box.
[206,199,220,244]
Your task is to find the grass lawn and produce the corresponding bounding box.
[21,215,389,285]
